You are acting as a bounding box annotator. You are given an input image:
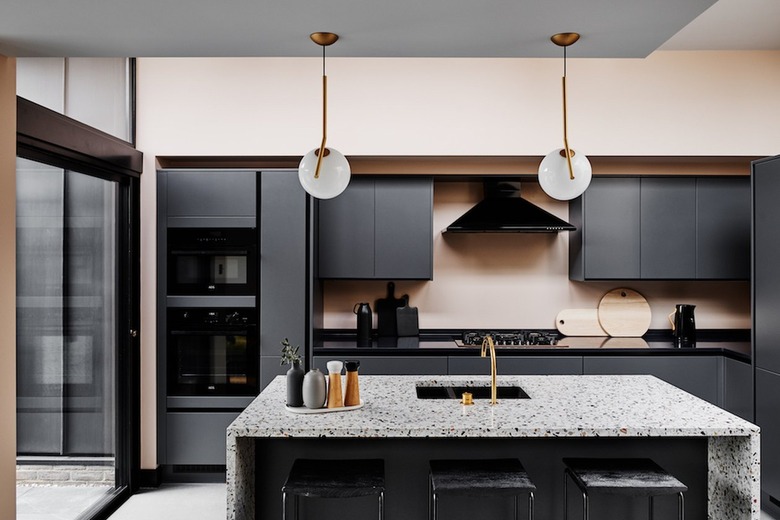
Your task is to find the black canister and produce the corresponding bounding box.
[669,304,696,348]
[353,302,372,344]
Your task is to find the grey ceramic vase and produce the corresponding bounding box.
[302,368,327,409]
[286,362,304,407]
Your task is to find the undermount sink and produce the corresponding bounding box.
[415,385,530,400]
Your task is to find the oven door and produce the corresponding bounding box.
[167,228,257,296]
[167,325,258,396]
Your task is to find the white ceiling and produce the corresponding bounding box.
[0,0,777,58]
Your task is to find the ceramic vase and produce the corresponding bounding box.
[286,362,304,407]
[302,368,327,409]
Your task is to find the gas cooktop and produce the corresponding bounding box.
[457,331,560,347]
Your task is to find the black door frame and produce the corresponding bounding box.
[16,95,143,518]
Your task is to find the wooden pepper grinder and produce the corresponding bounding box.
[344,360,361,406]
[326,360,344,408]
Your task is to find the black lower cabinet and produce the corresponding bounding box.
[756,368,780,503]
[723,357,753,422]
[312,356,447,375]
[448,356,582,375]
[583,356,720,406]
[165,411,243,465]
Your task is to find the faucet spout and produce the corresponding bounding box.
[480,335,498,405]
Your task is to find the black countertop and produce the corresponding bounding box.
[314,329,751,362]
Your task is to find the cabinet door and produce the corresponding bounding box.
[583,356,720,405]
[317,178,375,278]
[696,178,750,279]
[723,357,753,422]
[640,178,696,279]
[374,178,433,280]
[448,356,582,375]
[583,178,641,279]
[312,356,447,375]
[754,157,780,373]
[756,368,780,501]
[260,171,308,356]
[165,170,256,226]
[166,411,242,465]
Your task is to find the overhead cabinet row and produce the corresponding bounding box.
[569,177,750,280]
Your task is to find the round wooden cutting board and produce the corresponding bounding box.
[597,288,652,337]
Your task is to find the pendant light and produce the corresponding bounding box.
[298,32,351,199]
[538,32,592,201]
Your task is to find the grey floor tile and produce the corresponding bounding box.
[107,484,226,520]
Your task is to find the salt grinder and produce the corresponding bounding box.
[326,360,344,408]
[344,360,361,406]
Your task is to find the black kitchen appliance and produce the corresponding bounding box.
[669,304,696,348]
[167,227,257,296]
[167,307,258,396]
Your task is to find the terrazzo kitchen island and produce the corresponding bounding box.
[226,375,760,520]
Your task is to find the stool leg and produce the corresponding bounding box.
[563,470,569,520]
[582,490,589,520]
[428,475,432,520]
[649,496,654,520]
[281,491,287,520]
[293,495,299,520]
[378,490,385,520]
[528,491,535,520]
[432,491,438,520]
[678,492,685,520]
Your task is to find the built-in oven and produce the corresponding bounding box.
[167,308,258,396]
[167,228,257,296]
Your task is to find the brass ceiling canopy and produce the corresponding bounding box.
[551,32,580,47]
[310,32,339,46]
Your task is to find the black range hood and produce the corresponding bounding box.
[445,180,575,233]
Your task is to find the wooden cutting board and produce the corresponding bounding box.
[555,309,608,337]
[597,288,652,337]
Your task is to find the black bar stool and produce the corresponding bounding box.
[429,459,536,520]
[281,458,385,520]
[562,458,687,520]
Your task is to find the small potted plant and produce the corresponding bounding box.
[280,338,304,407]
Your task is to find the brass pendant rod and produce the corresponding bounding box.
[562,75,575,180]
[561,43,575,181]
[314,74,327,179]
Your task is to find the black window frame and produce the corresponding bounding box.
[16,94,142,519]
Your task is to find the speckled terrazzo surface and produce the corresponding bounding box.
[226,375,761,520]
[227,374,759,439]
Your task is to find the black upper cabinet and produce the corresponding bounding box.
[318,177,433,280]
[570,176,750,281]
[163,170,256,228]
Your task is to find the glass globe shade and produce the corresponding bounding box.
[538,148,592,201]
[298,147,351,199]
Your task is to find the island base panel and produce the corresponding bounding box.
[252,437,707,520]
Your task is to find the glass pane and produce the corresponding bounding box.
[16,158,119,519]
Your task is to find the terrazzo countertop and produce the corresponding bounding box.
[227,375,761,520]
[228,374,757,438]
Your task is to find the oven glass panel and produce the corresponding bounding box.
[168,331,257,396]
[174,254,248,285]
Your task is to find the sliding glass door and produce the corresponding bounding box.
[16,95,141,520]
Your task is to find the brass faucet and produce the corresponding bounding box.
[481,334,498,405]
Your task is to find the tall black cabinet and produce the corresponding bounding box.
[752,155,780,508]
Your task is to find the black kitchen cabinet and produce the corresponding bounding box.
[312,356,447,375]
[260,171,310,387]
[582,356,720,405]
[318,177,433,279]
[166,411,243,465]
[756,368,780,501]
[570,178,640,280]
[640,178,696,279]
[723,357,753,422]
[161,169,256,227]
[697,178,750,279]
[448,356,582,375]
[570,176,749,281]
